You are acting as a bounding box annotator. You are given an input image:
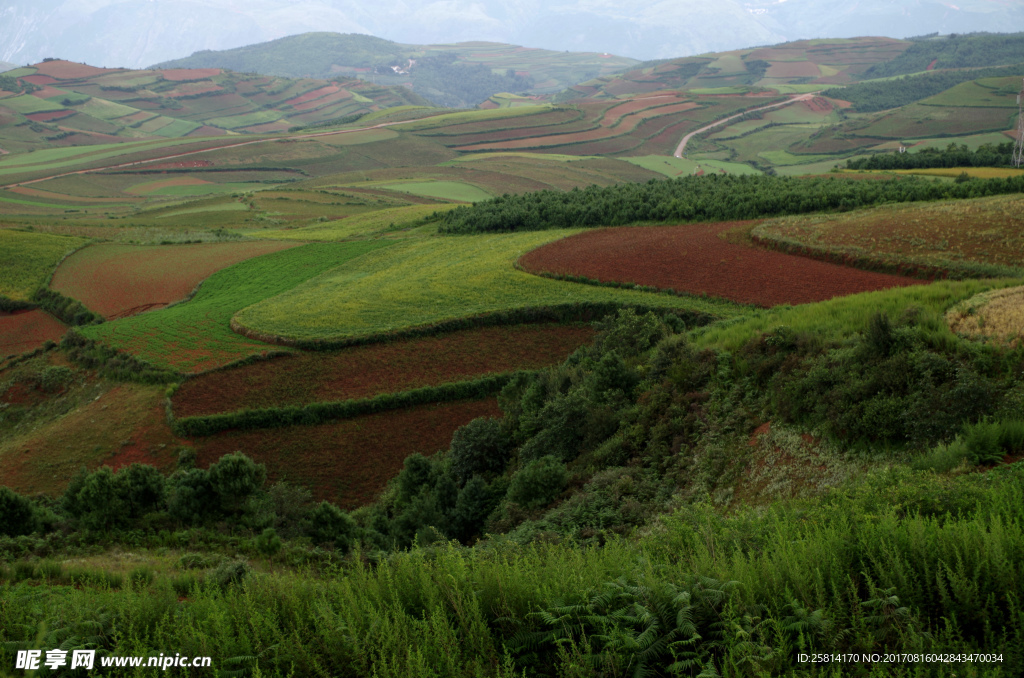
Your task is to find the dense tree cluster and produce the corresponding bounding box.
[864,31,1024,78]
[846,142,1016,170]
[824,63,1024,112]
[437,174,1024,234]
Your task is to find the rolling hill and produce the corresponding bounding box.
[0,59,428,153]
[153,33,640,108]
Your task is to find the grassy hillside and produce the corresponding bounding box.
[0,59,428,153]
[153,32,640,108]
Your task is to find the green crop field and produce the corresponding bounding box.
[0,230,89,301]
[83,240,393,372]
[252,204,458,241]
[233,231,742,342]
[155,202,250,218]
[2,95,65,115]
[148,182,267,196]
[375,181,492,202]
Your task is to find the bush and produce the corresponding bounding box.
[211,559,250,589]
[255,527,282,556]
[449,418,512,484]
[0,488,35,537]
[207,452,266,514]
[506,456,568,510]
[167,468,216,524]
[308,502,357,551]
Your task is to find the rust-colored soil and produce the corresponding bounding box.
[519,222,924,307]
[0,310,66,358]
[195,399,501,508]
[172,324,595,417]
[50,241,299,320]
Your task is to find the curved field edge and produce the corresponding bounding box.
[80,240,394,373]
[750,195,1024,280]
[515,222,928,308]
[50,240,301,319]
[231,232,744,344]
[691,277,1024,352]
[0,230,90,302]
[171,324,595,417]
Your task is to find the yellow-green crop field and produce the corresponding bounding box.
[250,204,458,241]
[0,230,89,300]
[691,277,1023,352]
[234,231,744,341]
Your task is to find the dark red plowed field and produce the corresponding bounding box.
[0,310,66,358]
[172,324,594,417]
[519,222,926,307]
[195,399,502,508]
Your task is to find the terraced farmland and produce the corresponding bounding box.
[194,399,502,507]
[172,324,594,417]
[233,232,741,343]
[752,194,1024,276]
[83,241,393,372]
[50,240,299,319]
[518,222,925,307]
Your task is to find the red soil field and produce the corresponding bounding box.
[50,241,299,320]
[172,324,595,417]
[20,75,58,86]
[30,86,64,99]
[456,102,699,151]
[0,310,66,358]
[599,96,688,124]
[519,222,925,307]
[160,68,222,81]
[766,61,822,78]
[195,399,501,507]
[292,90,352,111]
[285,85,338,106]
[26,110,74,122]
[33,60,111,79]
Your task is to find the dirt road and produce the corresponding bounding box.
[673,92,818,158]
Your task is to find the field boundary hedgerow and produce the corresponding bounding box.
[171,372,521,436]
[749,225,1024,280]
[230,302,718,351]
[510,262,761,308]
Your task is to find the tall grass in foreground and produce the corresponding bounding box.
[1,467,1020,677]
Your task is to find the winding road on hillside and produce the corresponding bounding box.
[0,117,443,190]
[674,92,818,158]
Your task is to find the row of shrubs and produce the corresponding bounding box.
[235,302,714,351]
[61,330,179,384]
[0,450,363,556]
[31,288,103,326]
[172,373,520,436]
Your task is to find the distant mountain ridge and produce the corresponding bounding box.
[4,0,1024,69]
[153,33,640,108]
[0,59,428,153]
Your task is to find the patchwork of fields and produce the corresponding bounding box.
[83,241,393,372]
[51,240,299,318]
[232,232,742,343]
[172,324,594,417]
